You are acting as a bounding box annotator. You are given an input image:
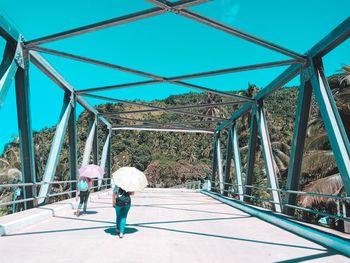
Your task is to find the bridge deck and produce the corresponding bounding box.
[0,189,348,262]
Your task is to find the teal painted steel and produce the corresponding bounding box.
[14,51,36,209]
[216,103,252,131]
[232,122,244,201]
[223,126,233,196]
[210,133,219,192]
[0,42,18,109]
[309,59,350,195]
[256,102,282,212]
[68,93,77,197]
[0,14,20,41]
[202,190,350,257]
[92,114,99,166]
[38,97,72,204]
[309,17,350,58]
[217,136,224,195]
[284,74,312,215]
[244,107,258,202]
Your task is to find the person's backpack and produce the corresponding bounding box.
[77,179,89,191]
[116,188,131,206]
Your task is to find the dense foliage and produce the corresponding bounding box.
[0,70,349,231]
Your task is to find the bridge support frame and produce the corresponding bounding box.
[14,46,36,209]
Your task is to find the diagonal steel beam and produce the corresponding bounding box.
[37,97,72,204]
[147,0,305,62]
[28,46,164,80]
[112,126,214,134]
[25,0,207,47]
[103,101,245,116]
[81,93,228,121]
[0,41,18,109]
[29,46,296,102]
[309,57,350,196]
[28,46,252,101]
[308,17,350,58]
[167,59,299,81]
[107,115,220,127]
[284,73,312,215]
[30,45,296,100]
[29,50,111,128]
[256,102,282,212]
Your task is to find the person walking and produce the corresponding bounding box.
[75,177,92,216]
[112,185,134,238]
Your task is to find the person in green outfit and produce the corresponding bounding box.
[112,185,134,238]
[75,177,92,216]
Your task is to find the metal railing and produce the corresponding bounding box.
[0,178,113,210]
[209,180,350,223]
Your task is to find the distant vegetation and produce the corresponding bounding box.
[0,67,349,231]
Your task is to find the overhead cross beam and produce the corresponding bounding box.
[25,0,209,47]
[29,46,253,102]
[103,101,243,116]
[112,125,214,134]
[107,115,220,128]
[82,93,228,121]
[146,0,306,62]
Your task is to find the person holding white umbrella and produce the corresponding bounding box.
[112,167,148,238]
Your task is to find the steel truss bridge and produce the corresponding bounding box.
[0,0,349,260]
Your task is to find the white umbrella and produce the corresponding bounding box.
[112,167,148,192]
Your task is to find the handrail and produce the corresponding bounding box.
[209,180,350,223]
[0,178,113,208]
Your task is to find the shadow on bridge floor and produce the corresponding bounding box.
[104,227,138,236]
[274,252,337,263]
[2,213,334,255]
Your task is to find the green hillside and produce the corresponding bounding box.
[1,70,349,227]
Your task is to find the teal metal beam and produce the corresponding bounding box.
[92,114,99,166]
[217,135,224,195]
[308,17,350,58]
[99,130,110,189]
[15,49,36,209]
[26,0,206,46]
[256,102,282,212]
[82,119,97,166]
[37,95,72,204]
[284,73,312,215]
[309,58,350,195]
[0,14,20,41]
[106,128,112,187]
[254,63,302,101]
[232,122,244,201]
[0,42,18,109]
[202,190,350,257]
[244,107,258,202]
[216,103,252,131]
[68,93,77,197]
[210,133,219,192]
[223,126,233,197]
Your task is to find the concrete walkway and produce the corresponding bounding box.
[0,189,348,262]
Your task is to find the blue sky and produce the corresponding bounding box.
[0,0,349,153]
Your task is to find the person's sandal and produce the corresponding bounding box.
[119,233,124,239]
[116,229,120,235]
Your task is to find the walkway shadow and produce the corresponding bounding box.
[104,227,138,236]
[83,211,98,215]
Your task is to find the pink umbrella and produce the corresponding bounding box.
[79,164,105,179]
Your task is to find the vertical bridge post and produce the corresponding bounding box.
[244,107,258,202]
[14,43,36,209]
[68,93,77,197]
[284,72,312,215]
[309,57,350,196]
